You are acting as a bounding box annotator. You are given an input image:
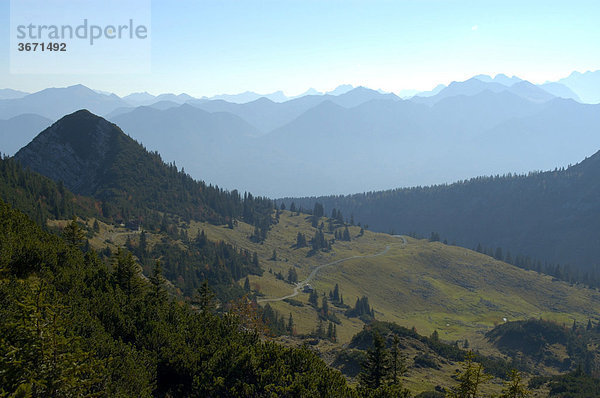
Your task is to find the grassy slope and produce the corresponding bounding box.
[190,211,600,349]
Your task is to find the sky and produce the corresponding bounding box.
[1,0,599,97]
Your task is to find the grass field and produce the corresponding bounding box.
[189,211,600,353]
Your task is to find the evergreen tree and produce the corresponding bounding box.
[321,296,329,317]
[149,260,166,304]
[359,331,390,390]
[296,232,307,248]
[316,318,324,338]
[495,247,504,261]
[287,313,294,334]
[447,351,491,398]
[333,283,340,302]
[244,276,251,292]
[62,216,85,247]
[343,226,351,241]
[390,335,407,384]
[499,370,531,398]
[197,280,216,315]
[287,267,298,284]
[309,289,319,307]
[113,249,141,297]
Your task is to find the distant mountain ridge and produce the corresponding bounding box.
[3,71,600,196]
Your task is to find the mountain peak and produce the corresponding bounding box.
[14,110,126,195]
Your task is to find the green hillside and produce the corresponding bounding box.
[181,211,600,351]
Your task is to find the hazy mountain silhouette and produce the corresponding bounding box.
[186,86,397,134]
[105,100,181,119]
[538,82,581,101]
[557,70,600,104]
[0,88,29,100]
[0,85,128,120]
[209,90,288,103]
[473,73,522,86]
[0,114,52,155]
[412,78,556,106]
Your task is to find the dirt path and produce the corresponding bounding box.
[257,235,407,303]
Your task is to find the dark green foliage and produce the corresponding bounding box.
[310,229,330,253]
[282,298,304,307]
[308,289,319,307]
[487,319,598,375]
[295,232,307,248]
[0,199,354,397]
[500,369,531,398]
[349,321,514,379]
[530,368,600,397]
[287,267,298,284]
[357,330,412,397]
[0,156,97,225]
[429,232,440,242]
[446,351,492,398]
[346,296,374,321]
[413,353,440,369]
[359,331,389,390]
[332,349,367,378]
[147,230,262,300]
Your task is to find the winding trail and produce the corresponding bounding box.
[257,235,407,303]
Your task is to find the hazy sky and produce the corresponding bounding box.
[1,0,599,97]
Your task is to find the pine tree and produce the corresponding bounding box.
[244,276,251,292]
[359,330,390,390]
[113,249,141,297]
[149,260,166,304]
[287,267,298,284]
[287,313,294,334]
[333,283,340,302]
[390,335,407,384]
[322,296,329,317]
[447,351,491,398]
[499,370,531,398]
[197,280,216,315]
[343,226,351,241]
[309,289,319,307]
[316,318,324,338]
[62,216,85,247]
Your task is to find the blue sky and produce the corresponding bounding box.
[1,0,599,96]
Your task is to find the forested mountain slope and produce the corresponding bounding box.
[284,150,600,272]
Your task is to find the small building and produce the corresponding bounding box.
[303,284,313,293]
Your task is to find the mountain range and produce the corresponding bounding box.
[2,70,600,196]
